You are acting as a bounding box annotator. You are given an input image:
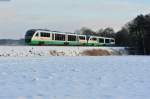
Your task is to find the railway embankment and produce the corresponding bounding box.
[0,46,128,57]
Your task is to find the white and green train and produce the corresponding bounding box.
[25,29,115,46]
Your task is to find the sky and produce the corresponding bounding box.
[0,0,150,39]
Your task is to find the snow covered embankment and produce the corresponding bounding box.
[0,46,128,57]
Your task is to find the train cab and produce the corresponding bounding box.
[104,38,115,46]
[25,29,37,44]
[110,38,115,45]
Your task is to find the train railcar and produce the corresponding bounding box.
[25,29,78,46]
[25,29,115,46]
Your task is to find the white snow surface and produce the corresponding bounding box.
[0,56,150,99]
[0,46,127,57]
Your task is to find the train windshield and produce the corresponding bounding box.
[25,30,36,43]
[25,30,36,37]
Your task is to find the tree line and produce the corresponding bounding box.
[76,27,115,38]
[116,14,150,55]
[77,13,150,55]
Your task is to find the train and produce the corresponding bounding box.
[25,29,115,46]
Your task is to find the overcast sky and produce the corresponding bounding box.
[0,0,150,39]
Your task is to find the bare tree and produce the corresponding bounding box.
[97,27,115,37]
[79,27,96,35]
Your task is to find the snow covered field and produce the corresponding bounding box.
[0,56,150,99]
[0,46,127,57]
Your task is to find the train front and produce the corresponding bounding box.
[25,29,36,44]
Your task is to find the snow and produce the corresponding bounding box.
[0,46,127,57]
[0,56,150,99]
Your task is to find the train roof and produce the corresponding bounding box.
[30,29,51,31]
[27,29,77,34]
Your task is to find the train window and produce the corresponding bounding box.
[52,34,54,40]
[68,35,76,41]
[99,38,104,43]
[111,39,115,42]
[79,36,85,40]
[40,32,50,37]
[105,39,110,43]
[47,33,50,37]
[40,33,43,37]
[92,38,97,41]
[35,33,39,37]
[55,34,65,41]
